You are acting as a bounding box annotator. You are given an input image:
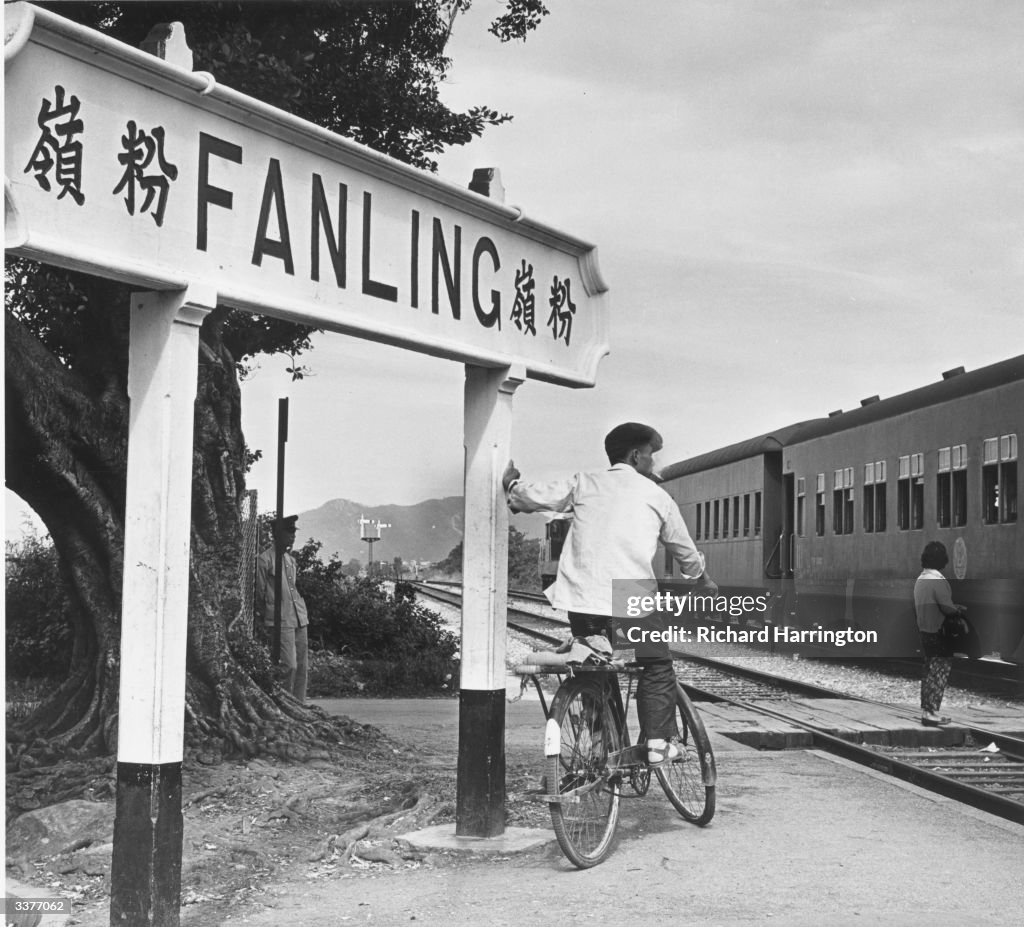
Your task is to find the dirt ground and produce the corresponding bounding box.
[11,691,1024,927]
[8,698,557,927]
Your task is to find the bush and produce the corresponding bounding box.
[430,525,541,590]
[5,534,76,678]
[289,539,458,695]
[312,579,456,658]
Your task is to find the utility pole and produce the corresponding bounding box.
[272,397,288,664]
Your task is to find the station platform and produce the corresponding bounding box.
[697,697,1024,749]
[256,696,1024,927]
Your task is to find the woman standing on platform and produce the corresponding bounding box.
[914,541,966,726]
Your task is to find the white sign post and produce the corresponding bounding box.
[5,4,609,921]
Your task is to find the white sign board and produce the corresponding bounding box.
[5,3,610,386]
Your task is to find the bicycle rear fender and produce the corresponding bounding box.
[544,717,561,756]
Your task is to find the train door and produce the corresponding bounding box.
[782,473,795,578]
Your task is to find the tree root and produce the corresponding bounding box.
[306,793,432,864]
[5,755,116,820]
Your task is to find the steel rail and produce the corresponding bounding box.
[412,581,1024,824]
[680,679,1024,826]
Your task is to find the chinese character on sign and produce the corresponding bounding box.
[547,276,577,346]
[510,259,537,335]
[113,122,178,226]
[24,85,85,205]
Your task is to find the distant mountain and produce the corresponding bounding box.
[294,496,547,565]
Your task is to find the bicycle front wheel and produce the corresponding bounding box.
[655,684,716,825]
[546,677,622,868]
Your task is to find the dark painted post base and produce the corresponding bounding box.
[455,688,506,837]
[110,762,183,926]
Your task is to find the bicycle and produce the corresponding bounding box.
[515,658,716,868]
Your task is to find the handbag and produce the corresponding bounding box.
[940,611,981,660]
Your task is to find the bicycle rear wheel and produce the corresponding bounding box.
[547,677,621,868]
[654,683,716,825]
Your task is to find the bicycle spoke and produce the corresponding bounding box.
[548,678,621,867]
[655,685,716,825]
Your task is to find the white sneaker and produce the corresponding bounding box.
[647,739,681,765]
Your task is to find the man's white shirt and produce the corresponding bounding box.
[508,463,705,615]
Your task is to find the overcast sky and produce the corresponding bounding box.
[7,0,1023,536]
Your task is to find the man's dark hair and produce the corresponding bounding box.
[921,541,949,570]
[604,422,662,464]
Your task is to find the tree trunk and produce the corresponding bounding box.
[6,305,348,803]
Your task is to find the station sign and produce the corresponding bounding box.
[4,3,610,387]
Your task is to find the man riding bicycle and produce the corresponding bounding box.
[503,422,717,765]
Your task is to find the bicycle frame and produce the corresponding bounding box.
[518,659,718,866]
[524,665,649,790]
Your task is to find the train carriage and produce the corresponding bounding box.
[656,355,1024,664]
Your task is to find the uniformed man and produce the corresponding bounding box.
[255,515,308,702]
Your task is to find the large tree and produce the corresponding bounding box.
[5,1,547,784]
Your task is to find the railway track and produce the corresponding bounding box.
[411,580,1024,824]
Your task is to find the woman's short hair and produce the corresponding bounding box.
[921,541,949,570]
[604,422,662,464]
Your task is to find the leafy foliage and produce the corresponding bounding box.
[487,0,550,42]
[5,535,77,677]
[432,524,541,589]
[288,537,458,693]
[38,1,535,171]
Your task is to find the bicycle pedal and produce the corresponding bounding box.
[522,788,553,803]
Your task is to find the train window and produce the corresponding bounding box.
[743,494,751,537]
[797,479,806,537]
[1004,436,1018,524]
[723,498,730,538]
[937,484,951,526]
[937,448,952,528]
[983,460,998,523]
[832,470,841,534]
[733,495,740,536]
[547,518,569,560]
[952,469,967,526]
[815,474,825,537]
[704,501,711,540]
[664,546,674,575]
[713,500,720,539]
[815,495,825,536]
[754,492,762,536]
[864,463,875,532]
[897,454,923,530]
[937,444,968,528]
[984,434,1019,524]
[1003,462,1018,523]
[832,469,853,534]
[695,503,702,540]
[875,479,887,532]
[911,454,925,529]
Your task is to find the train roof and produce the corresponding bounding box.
[660,354,1024,480]
[659,420,826,480]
